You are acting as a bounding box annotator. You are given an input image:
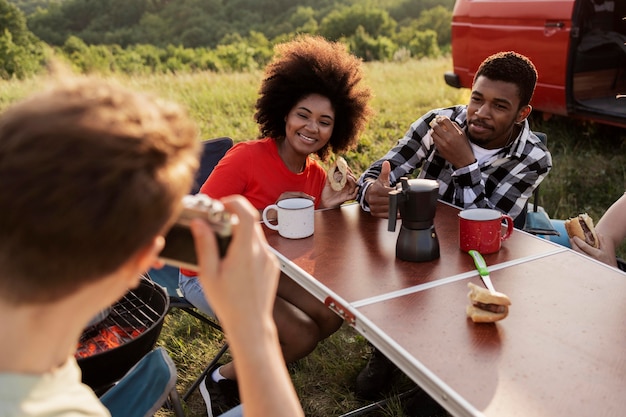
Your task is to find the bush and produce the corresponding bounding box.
[346,26,396,62]
[319,4,396,41]
[408,29,440,59]
[0,0,45,79]
[0,29,43,79]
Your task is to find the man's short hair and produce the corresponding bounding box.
[474,51,538,108]
[0,76,200,304]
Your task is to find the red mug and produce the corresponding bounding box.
[458,208,514,254]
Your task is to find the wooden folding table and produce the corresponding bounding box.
[264,202,626,417]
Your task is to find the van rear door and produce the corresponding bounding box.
[570,0,626,126]
[447,0,574,115]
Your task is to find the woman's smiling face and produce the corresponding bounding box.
[284,93,335,157]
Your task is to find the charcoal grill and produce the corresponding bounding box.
[76,276,169,393]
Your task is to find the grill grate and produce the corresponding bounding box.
[76,277,169,391]
[106,288,162,332]
[77,283,164,357]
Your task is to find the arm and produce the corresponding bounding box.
[596,192,626,252]
[191,195,304,417]
[429,115,476,170]
[571,192,626,267]
[356,110,449,217]
[447,128,552,220]
[357,161,394,218]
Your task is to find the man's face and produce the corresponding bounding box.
[466,76,528,149]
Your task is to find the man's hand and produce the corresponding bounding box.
[430,116,475,169]
[364,160,394,218]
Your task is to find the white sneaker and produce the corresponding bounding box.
[199,376,215,417]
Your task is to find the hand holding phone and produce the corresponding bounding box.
[158,194,232,271]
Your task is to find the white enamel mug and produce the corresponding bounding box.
[262,198,314,239]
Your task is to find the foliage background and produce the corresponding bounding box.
[2,57,625,417]
[2,0,454,78]
[1,0,625,415]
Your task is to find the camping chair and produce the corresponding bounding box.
[189,137,234,195]
[100,347,185,417]
[521,132,560,236]
[148,137,233,401]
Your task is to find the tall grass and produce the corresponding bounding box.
[2,57,624,416]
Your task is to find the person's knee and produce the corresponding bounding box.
[279,312,319,344]
[178,274,215,317]
[274,305,320,356]
[309,304,343,339]
[317,311,343,339]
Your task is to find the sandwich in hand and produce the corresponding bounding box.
[466,282,511,323]
[429,115,447,128]
[564,213,599,248]
[328,156,348,191]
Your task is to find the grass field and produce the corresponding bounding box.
[2,56,625,416]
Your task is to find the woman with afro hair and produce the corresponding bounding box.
[203,34,374,209]
[179,35,374,416]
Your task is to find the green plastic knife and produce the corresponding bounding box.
[468,250,496,293]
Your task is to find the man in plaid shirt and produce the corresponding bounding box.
[357,52,552,227]
[354,51,552,416]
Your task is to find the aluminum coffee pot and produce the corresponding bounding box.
[388,177,440,262]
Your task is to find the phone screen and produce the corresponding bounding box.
[159,223,230,271]
[159,225,199,271]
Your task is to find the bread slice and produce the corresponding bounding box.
[466,282,511,323]
[564,213,599,248]
[328,156,348,191]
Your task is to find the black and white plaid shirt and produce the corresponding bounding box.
[357,105,552,221]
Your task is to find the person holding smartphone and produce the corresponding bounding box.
[0,72,303,417]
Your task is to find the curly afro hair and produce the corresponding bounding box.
[254,35,373,161]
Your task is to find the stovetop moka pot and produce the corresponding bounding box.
[388,177,440,262]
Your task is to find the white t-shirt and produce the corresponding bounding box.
[0,358,109,417]
[471,142,501,165]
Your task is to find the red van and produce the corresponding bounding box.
[444,0,626,128]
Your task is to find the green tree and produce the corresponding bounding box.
[17,0,455,75]
[416,6,452,46]
[0,0,44,79]
[215,32,268,71]
[265,6,318,39]
[59,35,89,72]
[319,4,396,41]
[347,25,396,62]
[288,6,318,33]
[389,0,455,23]
[214,42,258,72]
[8,0,59,17]
[134,12,171,45]
[407,29,439,59]
[29,0,148,47]
[28,2,69,45]
[394,18,421,46]
[2,0,37,44]
[129,43,165,72]
[242,31,273,67]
